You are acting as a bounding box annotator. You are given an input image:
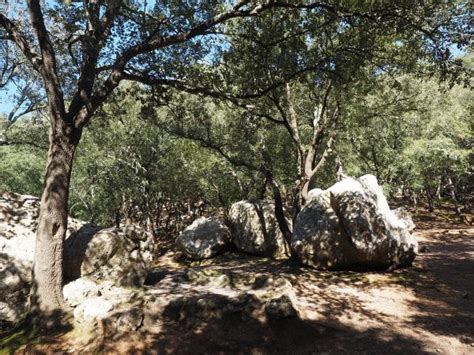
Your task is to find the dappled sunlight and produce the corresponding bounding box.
[404,228,474,343]
[0,1,471,351]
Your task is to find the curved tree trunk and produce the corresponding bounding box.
[32,122,81,314]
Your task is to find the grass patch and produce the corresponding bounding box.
[0,313,74,354]
[0,326,41,354]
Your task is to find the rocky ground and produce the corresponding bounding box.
[3,206,473,355]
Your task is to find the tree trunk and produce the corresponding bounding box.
[425,187,434,213]
[292,178,309,222]
[32,122,81,314]
[264,171,294,258]
[447,176,462,217]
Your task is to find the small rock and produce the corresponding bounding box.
[104,308,144,332]
[73,297,113,324]
[63,278,100,307]
[265,295,298,319]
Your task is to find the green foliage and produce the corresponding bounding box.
[0,1,472,227]
[1,69,471,226]
[0,117,47,196]
[68,85,245,226]
[0,146,45,196]
[340,74,472,199]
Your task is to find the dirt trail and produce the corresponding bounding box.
[289,225,474,355]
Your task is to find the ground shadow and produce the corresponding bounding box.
[98,291,428,354]
[404,228,474,343]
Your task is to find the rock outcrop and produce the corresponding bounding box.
[64,270,299,342]
[228,200,291,259]
[64,226,148,287]
[0,192,154,328]
[0,253,30,329]
[64,278,144,333]
[292,175,418,270]
[176,217,231,260]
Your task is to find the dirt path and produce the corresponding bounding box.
[289,225,474,354]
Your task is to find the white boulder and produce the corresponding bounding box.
[292,175,418,270]
[228,200,291,259]
[176,217,231,260]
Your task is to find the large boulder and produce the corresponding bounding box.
[176,217,231,260]
[292,175,418,270]
[292,189,354,269]
[64,226,148,287]
[228,200,291,259]
[0,192,152,316]
[0,254,30,331]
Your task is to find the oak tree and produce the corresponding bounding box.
[0,0,469,317]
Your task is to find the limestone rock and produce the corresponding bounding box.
[73,297,114,325]
[292,189,353,269]
[393,207,416,231]
[228,200,291,259]
[1,192,152,291]
[64,226,148,287]
[293,175,418,270]
[265,294,298,319]
[146,273,299,328]
[63,278,100,307]
[0,254,30,329]
[0,194,40,329]
[103,307,144,333]
[176,217,231,260]
[0,192,153,336]
[67,278,143,333]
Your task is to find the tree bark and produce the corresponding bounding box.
[264,170,294,257]
[32,120,81,314]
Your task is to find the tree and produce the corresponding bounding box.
[339,73,472,212]
[0,0,470,317]
[70,85,242,231]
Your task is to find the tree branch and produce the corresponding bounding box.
[0,15,42,71]
[28,0,66,120]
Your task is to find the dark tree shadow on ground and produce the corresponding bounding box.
[98,291,429,354]
[135,216,474,353]
[404,229,474,344]
[0,276,73,354]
